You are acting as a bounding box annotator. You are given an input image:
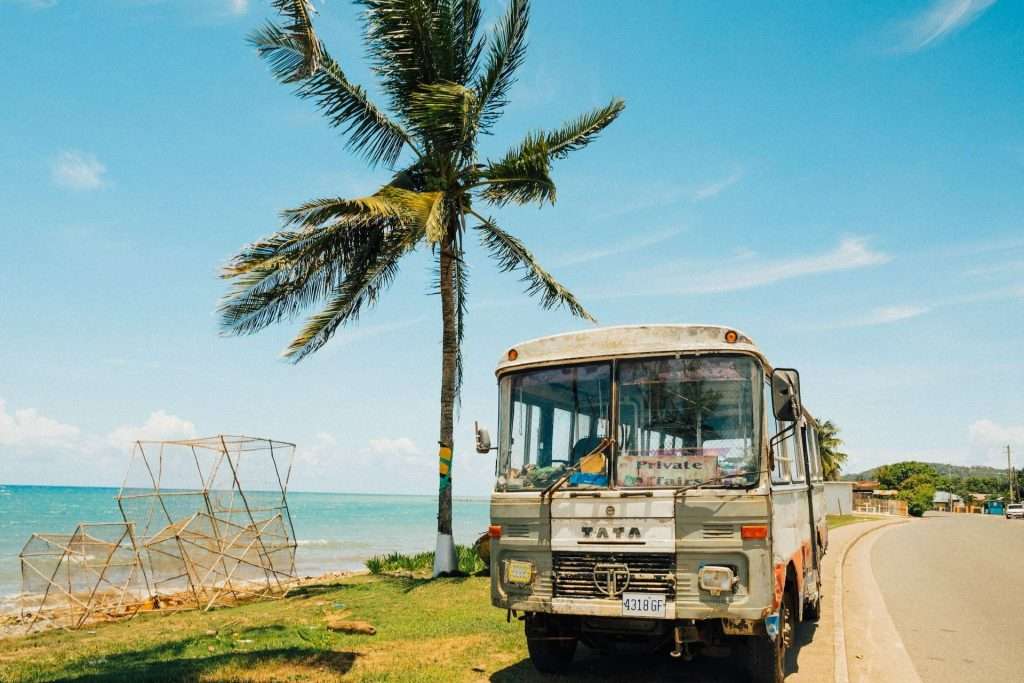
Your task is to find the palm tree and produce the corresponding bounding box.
[218,0,623,575]
[814,419,848,481]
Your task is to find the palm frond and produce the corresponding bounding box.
[271,0,322,77]
[453,0,485,85]
[543,98,625,159]
[357,0,440,114]
[250,23,415,166]
[282,223,419,361]
[476,130,555,206]
[219,213,413,336]
[473,0,528,131]
[279,194,405,230]
[275,186,445,240]
[471,211,594,322]
[406,81,478,154]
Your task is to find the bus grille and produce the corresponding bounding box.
[552,552,676,599]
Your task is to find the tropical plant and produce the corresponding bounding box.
[218,0,623,574]
[814,419,849,481]
[876,461,937,490]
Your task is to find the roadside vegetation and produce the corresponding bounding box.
[871,461,1019,517]
[826,514,874,530]
[814,419,848,480]
[365,545,485,576]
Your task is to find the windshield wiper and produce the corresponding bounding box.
[674,471,762,496]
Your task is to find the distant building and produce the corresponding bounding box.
[983,499,1005,515]
[853,481,907,516]
[933,490,963,512]
[824,481,854,515]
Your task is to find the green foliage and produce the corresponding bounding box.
[826,514,873,529]
[814,419,848,481]
[900,482,936,517]
[365,545,485,575]
[876,461,938,490]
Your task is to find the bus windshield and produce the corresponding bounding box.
[498,355,761,491]
[616,356,761,488]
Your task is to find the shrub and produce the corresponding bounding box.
[365,545,485,576]
[900,483,935,517]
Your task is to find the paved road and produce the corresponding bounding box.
[871,512,1024,682]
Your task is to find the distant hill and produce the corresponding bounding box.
[842,462,1010,482]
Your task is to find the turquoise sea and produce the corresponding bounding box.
[0,484,490,608]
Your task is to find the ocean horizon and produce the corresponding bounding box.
[0,483,490,606]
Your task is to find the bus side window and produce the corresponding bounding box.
[791,424,806,482]
[809,426,823,481]
[765,381,790,484]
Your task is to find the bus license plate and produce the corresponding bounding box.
[621,593,666,618]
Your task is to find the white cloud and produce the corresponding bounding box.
[106,410,197,448]
[968,419,1024,467]
[693,170,743,202]
[600,236,890,299]
[897,0,997,52]
[296,431,338,466]
[51,150,107,190]
[368,436,421,456]
[555,228,685,267]
[227,0,248,15]
[823,304,932,330]
[0,399,81,449]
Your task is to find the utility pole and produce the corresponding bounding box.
[1008,445,1017,505]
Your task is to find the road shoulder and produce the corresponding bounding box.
[841,518,920,683]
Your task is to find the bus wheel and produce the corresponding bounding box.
[747,591,794,683]
[803,591,822,622]
[525,616,577,674]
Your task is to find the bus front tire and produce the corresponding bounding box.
[747,591,794,683]
[525,616,577,674]
[527,634,577,674]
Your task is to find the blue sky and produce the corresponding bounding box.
[1,0,1021,496]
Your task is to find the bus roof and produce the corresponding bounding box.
[495,324,770,374]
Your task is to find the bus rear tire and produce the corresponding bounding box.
[747,591,794,683]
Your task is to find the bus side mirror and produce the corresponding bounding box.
[475,422,493,454]
[771,368,801,422]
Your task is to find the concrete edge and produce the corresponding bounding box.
[832,518,908,683]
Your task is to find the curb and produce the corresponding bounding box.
[832,518,908,683]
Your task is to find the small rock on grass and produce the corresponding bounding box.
[472,665,486,672]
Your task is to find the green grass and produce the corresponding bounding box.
[827,514,874,529]
[364,545,485,576]
[0,575,524,682]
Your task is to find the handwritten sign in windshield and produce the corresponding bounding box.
[617,450,722,487]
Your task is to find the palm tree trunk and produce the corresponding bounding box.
[433,240,459,576]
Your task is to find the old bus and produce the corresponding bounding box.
[475,325,826,682]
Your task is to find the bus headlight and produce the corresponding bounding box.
[698,565,738,595]
[504,559,535,586]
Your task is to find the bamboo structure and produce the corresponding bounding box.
[19,523,149,632]
[18,435,298,631]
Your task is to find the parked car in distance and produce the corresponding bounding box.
[1006,504,1024,520]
